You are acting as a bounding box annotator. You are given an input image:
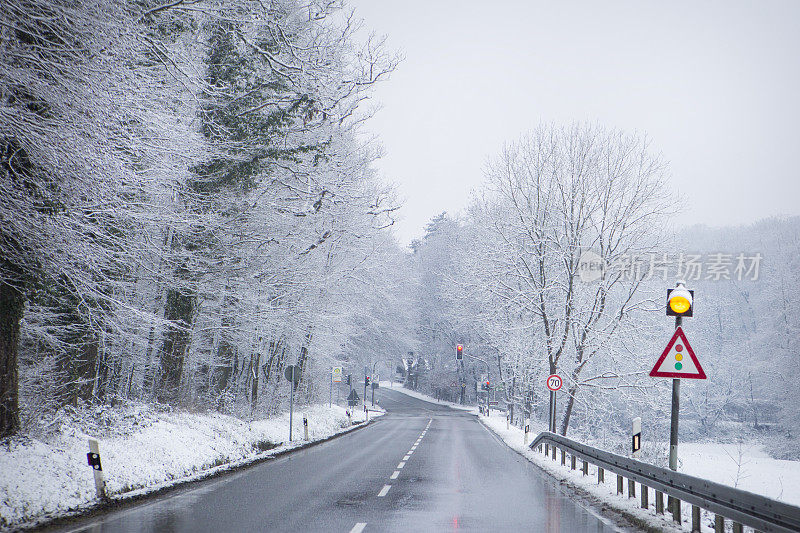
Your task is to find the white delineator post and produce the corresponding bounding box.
[524,422,530,445]
[87,438,107,499]
[632,416,642,459]
[303,414,309,440]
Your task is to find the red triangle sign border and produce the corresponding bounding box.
[649,326,707,379]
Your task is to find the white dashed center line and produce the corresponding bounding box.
[403,455,410,461]
[390,470,400,479]
[378,484,391,497]
[397,461,405,468]
[350,523,367,533]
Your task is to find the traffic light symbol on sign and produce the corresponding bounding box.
[649,326,707,379]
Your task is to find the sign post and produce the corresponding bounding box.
[364,366,369,408]
[284,365,301,441]
[546,374,563,433]
[332,367,342,407]
[651,282,705,522]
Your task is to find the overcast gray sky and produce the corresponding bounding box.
[349,1,800,246]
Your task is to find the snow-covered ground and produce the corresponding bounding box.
[380,381,474,411]
[0,401,382,531]
[390,386,800,532]
[480,413,800,532]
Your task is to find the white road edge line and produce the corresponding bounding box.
[378,484,391,497]
[390,470,400,479]
[397,461,406,468]
[350,523,367,533]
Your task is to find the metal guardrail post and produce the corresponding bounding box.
[597,467,604,484]
[641,484,648,509]
[570,454,576,470]
[582,460,588,476]
[561,448,566,466]
[732,523,743,533]
[692,505,701,532]
[714,515,724,533]
[552,445,557,460]
[672,497,681,523]
[628,478,635,498]
[617,474,623,495]
[656,491,664,514]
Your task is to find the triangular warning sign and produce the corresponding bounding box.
[649,327,706,379]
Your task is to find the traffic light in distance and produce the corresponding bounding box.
[667,283,694,317]
[456,344,463,359]
[365,376,370,386]
[346,375,351,385]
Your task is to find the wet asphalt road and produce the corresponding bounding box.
[56,387,620,532]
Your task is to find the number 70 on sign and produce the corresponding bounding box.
[547,374,563,391]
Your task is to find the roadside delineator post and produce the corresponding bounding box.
[524,423,530,445]
[86,438,107,500]
[303,414,309,440]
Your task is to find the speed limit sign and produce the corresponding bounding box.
[546,374,563,391]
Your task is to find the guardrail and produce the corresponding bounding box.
[530,432,800,533]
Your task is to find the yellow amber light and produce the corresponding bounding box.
[669,295,691,314]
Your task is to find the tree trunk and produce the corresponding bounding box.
[158,287,194,404]
[560,383,579,436]
[0,282,23,437]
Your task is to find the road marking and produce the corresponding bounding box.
[350,523,367,533]
[390,470,400,479]
[403,455,410,460]
[397,461,406,468]
[411,445,417,450]
[378,484,391,497]
[407,450,413,455]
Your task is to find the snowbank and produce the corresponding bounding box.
[480,413,800,532]
[0,402,381,530]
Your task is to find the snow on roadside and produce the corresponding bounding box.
[0,402,381,531]
[480,413,800,532]
[679,442,800,505]
[380,382,475,411]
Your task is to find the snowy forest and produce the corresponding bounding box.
[2,0,800,466]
